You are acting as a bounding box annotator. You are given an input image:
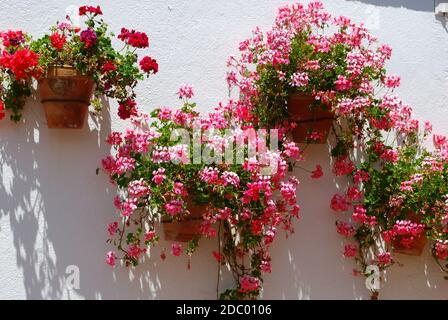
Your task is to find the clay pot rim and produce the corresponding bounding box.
[288,92,314,98]
[296,117,335,123]
[43,65,93,79]
[287,93,334,116]
[161,216,203,224]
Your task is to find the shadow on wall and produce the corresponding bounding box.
[0,94,224,299]
[0,95,119,299]
[346,0,435,12]
[261,137,448,299]
[262,143,372,299]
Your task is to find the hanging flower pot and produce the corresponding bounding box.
[392,213,427,256]
[291,119,334,144]
[39,66,95,129]
[393,234,427,256]
[287,93,334,144]
[162,200,207,242]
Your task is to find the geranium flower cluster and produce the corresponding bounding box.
[226,1,397,135]
[379,148,448,269]
[118,28,149,49]
[225,0,448,299]
[383,220,425,249]
[0,5,158,122]
[103,86,303,300]
[79,5,103,16]
[26,5,158,120]
[0,30,41,121]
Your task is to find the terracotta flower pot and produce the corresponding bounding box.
[39,66,95,129]
[287,93,334,144]
[393,234,427,256]
[291,119,334,144]
[162,200,207,242]
[393,212,427,256]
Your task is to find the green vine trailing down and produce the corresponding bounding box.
[228,0,448,299]
[0,5,158,123]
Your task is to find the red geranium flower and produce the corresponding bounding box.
[79,5,102,16]
[0,30,25,48]
[79,28,97,49]
[49,32,66,50]
[212,251,224,262]
[139,56,158,74]
[0,48,40,80]
[118,28,149,48]
[102,61,117,73]
[117,99,138,120]
[0,100,5,120]
[311,164,323,179]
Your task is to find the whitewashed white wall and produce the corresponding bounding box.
[1,0,448,299]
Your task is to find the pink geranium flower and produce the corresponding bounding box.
[177,84,194,99]
[311,164,323,179]
[171,243,183,257]
[106,251,116,267]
